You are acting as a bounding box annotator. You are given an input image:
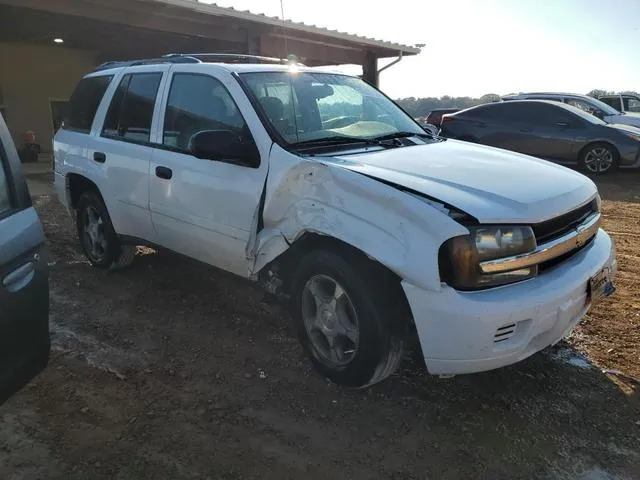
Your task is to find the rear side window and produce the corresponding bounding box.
[624,97,640,112]
[469,103,518,122]
[102,73,162,143]
[65,76,113,133]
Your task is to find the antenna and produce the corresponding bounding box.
[279,0,289,61]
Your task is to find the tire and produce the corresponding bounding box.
[579,142,619,174]
[76,191,135,270]
[290,248,408,388]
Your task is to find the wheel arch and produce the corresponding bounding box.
[67,173,105,210]
[578,140,620,161]
[260,231,402,295]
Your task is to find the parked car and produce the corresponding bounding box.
[0,112,50,405]
[503,92,640,129]
[55,55,616,387]
[425,108,459,127]
[599,93,640,114]
[440,100,640,174]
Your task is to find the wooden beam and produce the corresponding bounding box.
[260,35,365,65]
[0,0,247,44]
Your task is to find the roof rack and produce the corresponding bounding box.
[94,55,201,71]
[169,53,291,64]
[94,53,298,72]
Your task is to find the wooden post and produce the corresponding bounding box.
[362,50,379,87]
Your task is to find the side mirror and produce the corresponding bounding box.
[188,129,259,167]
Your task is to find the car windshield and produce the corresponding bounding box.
[584,96,620,116]
[562,103,607,125]
[239,71,425,145]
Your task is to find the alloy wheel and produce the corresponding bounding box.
[82,205,108,263]
[584,147,614,173]
[301,274,359,367]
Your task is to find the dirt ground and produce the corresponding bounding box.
[2,171,639,479]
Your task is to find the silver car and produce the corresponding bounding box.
[0,112,49,405]
[503,92,640,129]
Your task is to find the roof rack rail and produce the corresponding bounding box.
[164,53,291,64]
[94,55,201,72]
[93,52,303,72]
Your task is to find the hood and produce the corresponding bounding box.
[608,122,640,135]
[605,113,640,127]
[321,140,597,224]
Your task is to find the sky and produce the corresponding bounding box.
[206,0,639,99]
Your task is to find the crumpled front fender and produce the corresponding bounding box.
[248,147,467,292]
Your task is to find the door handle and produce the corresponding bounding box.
[554,121,569,128]
[155,166,173,180]
[519,128,532,133]
[2,262,35,293]
[93,152,106,163]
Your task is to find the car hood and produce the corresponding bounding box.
[608,122,640,135]
[321,140,597,224]
[605,113,640,127]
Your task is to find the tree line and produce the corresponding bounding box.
[395,91,639,118]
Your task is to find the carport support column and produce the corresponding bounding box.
[362,50,379,88]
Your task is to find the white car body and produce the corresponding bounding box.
[54,62,616,378]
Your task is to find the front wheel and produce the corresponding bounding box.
[580,143,619,174]
[291,248,408,387]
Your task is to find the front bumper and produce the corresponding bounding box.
[403,228,616,375]
[619,145,640,169]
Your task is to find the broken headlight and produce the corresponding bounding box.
[439,225,537,290]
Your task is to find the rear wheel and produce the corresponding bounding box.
[291,248,408,387]
[580,143,618,174]
[76,191,135,269]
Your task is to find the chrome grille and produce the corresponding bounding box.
[533,199,598,244]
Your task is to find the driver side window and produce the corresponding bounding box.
[162,73,246,152]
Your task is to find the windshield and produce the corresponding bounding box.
[239,71,424,144]
[562,103,607,125]
[584,97,620,116]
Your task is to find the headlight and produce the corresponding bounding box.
[439,225,537,290]
[623,131,640,142]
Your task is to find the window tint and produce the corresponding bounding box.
[469,103,517,121]
[163,73,246,151]
[514,103,569,123]
[65,75,113,132]
[102,73,162,142]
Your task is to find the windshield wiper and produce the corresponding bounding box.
[290,136,378,148]
[371,131,429,142]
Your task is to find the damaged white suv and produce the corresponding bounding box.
[54,55,617,387]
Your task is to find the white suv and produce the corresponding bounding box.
[54,54,617,387]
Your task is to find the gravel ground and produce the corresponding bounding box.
[1,171,639,479]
